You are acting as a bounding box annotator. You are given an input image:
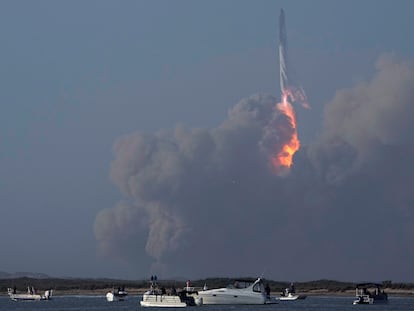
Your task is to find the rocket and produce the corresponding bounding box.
[279,8,289,95]
[278,8,309,108]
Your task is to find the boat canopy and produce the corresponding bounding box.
[355,283,383,288]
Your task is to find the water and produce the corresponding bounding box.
[0,295,413,311]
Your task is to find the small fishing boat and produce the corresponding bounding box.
[106,286,128,302]
[7,286,52,301]
[279,283,306,301]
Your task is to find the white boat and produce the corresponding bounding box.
[141,293,187,307]
[140,276,203,307]
[279,292,306,301]
[352,283,388,305]
[7,286,53,301]
[279,283,306,301]
[197,278,269,305]
[106,286,128,302]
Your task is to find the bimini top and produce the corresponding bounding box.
[355,283,383,288]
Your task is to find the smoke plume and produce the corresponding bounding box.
[95,55,414,281]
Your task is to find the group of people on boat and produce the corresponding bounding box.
[116,286,126,292]
[280,283,295,296]
[11,286,37,295]
[148,275,184,297]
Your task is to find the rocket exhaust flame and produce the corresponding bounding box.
[271,91,300,174]
[271,9,309,174]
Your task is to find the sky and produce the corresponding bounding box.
[1,0,414,282]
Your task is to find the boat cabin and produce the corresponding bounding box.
[229,279,264,293]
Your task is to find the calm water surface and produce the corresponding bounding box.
[0,295,413,311]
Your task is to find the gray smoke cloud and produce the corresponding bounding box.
[308,54,414,182]
[95,54,414,281]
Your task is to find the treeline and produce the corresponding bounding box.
[1,277,414,293]
[0,277,147,292]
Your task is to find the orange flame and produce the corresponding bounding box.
[271,91,300,173]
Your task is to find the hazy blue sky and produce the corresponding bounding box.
[2,0,414,281]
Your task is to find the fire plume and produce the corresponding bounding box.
[271,90,302,174]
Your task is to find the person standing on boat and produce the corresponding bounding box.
[265,284,271,298]
[290,283,295,294]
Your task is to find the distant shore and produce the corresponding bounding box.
[2,277,414,297]
[2,288,414,297]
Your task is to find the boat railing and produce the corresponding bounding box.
[356,287,386,298]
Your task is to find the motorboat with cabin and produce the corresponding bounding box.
[7,286,53,301]
[279,283,307,301]
[197,278,275,305]
[106,285,128,302]
[352,283,388,305]
[140,276,203,307]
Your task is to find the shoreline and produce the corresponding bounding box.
[2,288,414,297]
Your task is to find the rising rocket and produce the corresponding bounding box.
[278,9,309,108]
[279,8,289,95]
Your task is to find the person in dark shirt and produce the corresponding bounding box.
[265,283,271,297]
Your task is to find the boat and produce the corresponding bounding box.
[279,283,307,301]
[7,286,53,301]
[352,283,388,305]
[140,276,203,307]
[197,278,271,305]
[279,292,307,301]
[106,286,128,302]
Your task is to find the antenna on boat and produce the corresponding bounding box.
[259,268,267,279]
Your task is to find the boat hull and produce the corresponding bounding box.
[279,294,307,301]
[197,278,267,305]
[140,294,187,307]
[198,291,266,305]
[353,295,388,305]
[9,294,42,301]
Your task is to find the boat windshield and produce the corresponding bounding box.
[229,280,254,289]
[253,281,264,293]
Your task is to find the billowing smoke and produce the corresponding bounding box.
[94,54,414,281]
[308,54,414,181]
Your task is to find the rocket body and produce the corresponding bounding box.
[279,8,289,95]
